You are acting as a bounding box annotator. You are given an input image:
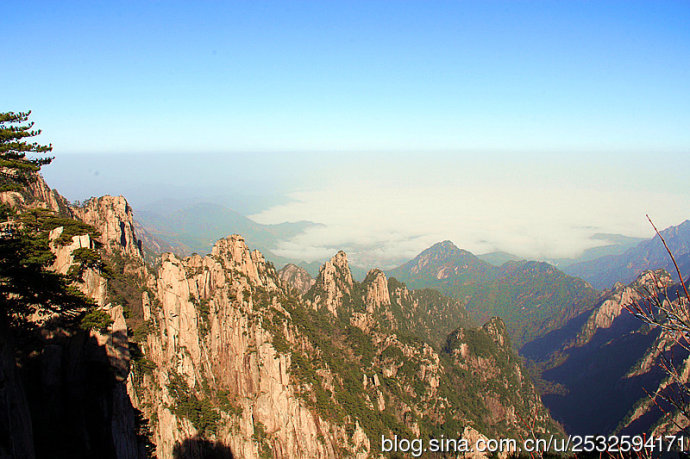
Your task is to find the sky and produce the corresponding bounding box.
[3,1,690,267]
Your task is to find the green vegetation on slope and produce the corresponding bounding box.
[388,241,598,348]
[252,261,563,443]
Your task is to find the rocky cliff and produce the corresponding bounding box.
[305,250,354,316]
[74,196,143,259]
[568,271,672,349]
[132,238,373,458]
[444,317,551,434]
[126,239,562,457]
[0,170,72,215]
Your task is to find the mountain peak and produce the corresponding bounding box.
[419,240,481,262]
[212,234,249,258]
[74,195,143,259]
[387,239,491,283]
[364,267,386,280]
[362,268,391,311]
[428,240,461,252]
[331,250,350,271]
[659,219,690,239]
[306,251,355,315]
[482,317,509,348]
[211,234,277,288]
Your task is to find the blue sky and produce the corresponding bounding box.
[4,1,690,265]
[3,1,689,153]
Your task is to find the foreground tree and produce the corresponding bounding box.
[0,111,154,458]
[0,110,92,329]
[0,110,53,191]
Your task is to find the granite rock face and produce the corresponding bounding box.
[74,196,143,259]
[136,238,370,458]
[362,269,391,312]
[0,170,72,215]
[523,268,690,436]
[569,270,673,349]
[277,263,315,295]
[306,251,354,316]
[131,239,558,458]
[48,227,108,306]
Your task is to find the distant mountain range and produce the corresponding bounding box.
[134,201,317,266]
[477,224,690,291]
[384,221,690,436]
[477,251,523,266]
[135,201,373,280]
[562,221,690,289]
[128,207,690,439]
[387,241,598,348]
[135,198,690,294]
[478,233,646,268]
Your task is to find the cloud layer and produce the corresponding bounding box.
[251,154,690,269]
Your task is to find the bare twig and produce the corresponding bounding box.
[621,217,690,437]
[647,214,690,302]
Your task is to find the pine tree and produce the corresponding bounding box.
[0,111,53,192]
[0,111,90,325]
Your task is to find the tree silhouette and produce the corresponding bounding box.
[0,111,53,192]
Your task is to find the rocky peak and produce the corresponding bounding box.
[331,250,350,272]
[421,240,465,261]
[211,234,277,289]
[73,196,142,259]
[147,243,376,458]
[391,239,493,281]
[631,269,673,289]
[571,269,673,349]
[482,317,509,348]
[277,263,315,295]
[307,250,355,316]
[362,268,391,312]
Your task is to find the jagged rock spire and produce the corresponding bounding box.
[211,234,277,289]
[362,268,391,312]
[307,250,354,315]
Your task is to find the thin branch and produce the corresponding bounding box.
[647,214,690,302]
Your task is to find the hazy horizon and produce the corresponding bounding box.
[40,151,690,269]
